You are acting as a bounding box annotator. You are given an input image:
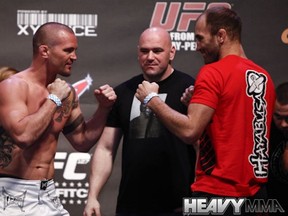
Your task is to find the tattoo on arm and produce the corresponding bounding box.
[0,127,15,168]
[62,115,84,135]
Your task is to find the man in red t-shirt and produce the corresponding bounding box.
[136,7,275,216]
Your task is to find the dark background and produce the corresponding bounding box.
[0,1,287,215]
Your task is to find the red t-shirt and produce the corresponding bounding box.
[191,55,275,197]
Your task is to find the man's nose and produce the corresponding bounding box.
[71,52,77,60]
[147,51,155,59]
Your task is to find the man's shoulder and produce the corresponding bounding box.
[174,69,190,75]
[0,74,28,91]
[115,74,143,90]
[173,69,195,82]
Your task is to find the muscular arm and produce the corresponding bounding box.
[0,79,59,148]
[148,97,214,144]
[65,84,116,152]
[83,127,122,216]
[135,80,214,145]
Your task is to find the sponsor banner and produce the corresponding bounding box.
[150,2,231,51]
[183,197,285,215]
[17,10,98,37]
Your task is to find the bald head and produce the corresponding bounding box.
[32,22,75,56]
[137,27,176,82]
[139,27,172,47]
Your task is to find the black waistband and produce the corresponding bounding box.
[0,173,23,179]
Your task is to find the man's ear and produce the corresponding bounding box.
[170,45,176,61]
[39,45,49,58]
[217,28,226,44]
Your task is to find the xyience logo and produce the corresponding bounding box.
[17,10,98,37]
[150,2,231,51]
[183,197,285,215]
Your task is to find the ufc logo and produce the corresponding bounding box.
[54,152,91,180]
[150,2,231,31]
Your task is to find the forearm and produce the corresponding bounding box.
[135,81,203,144]
[87,105,111,139]
[10,100,57,148]
[84,84,116,148]
[76,106,111,152]
[64,100,114,152]
[87,147,113,199]
[147,96,196,144]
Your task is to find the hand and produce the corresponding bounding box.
[135,80,159,103]
[94,84,117,109]
[47,78,71,101]
[180,85,194,106]
[83,198,101,216]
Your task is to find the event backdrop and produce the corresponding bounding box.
[0,0,288,215]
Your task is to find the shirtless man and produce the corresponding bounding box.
[0,22,116,216]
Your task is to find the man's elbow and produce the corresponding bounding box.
[11,134,35,149]
[73,144,92,152]
[179,132,197,145]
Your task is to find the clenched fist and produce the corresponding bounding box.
[47,78,71,101]
[94,84,117,108]
[135,80,159,103]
